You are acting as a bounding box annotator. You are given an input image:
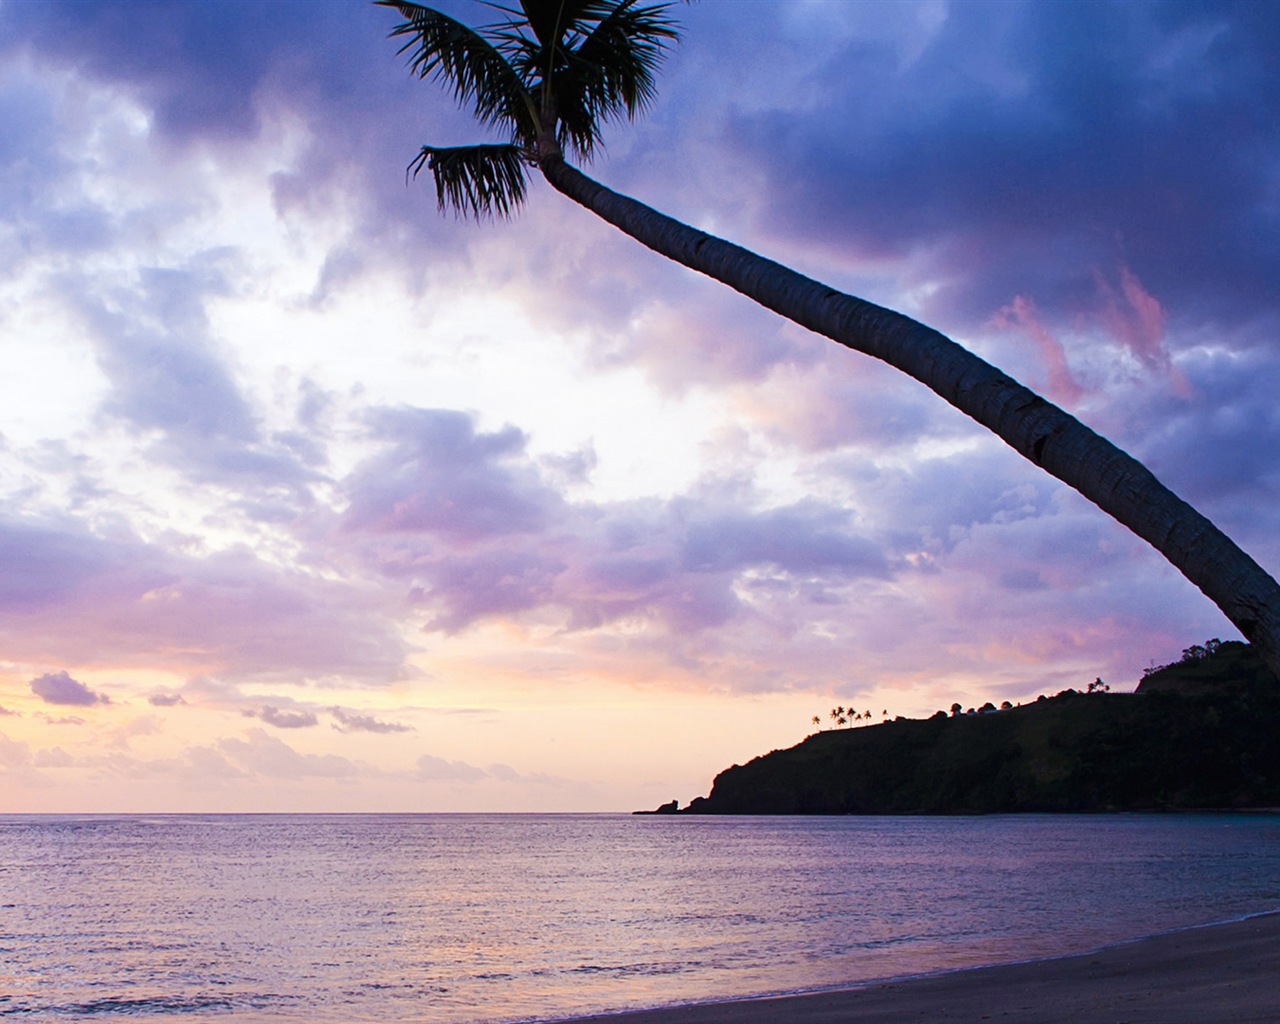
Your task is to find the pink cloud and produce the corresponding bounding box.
[0,516,409,684]
[330,707,413,734]
[1096,265,1166,365]
[219,730,359,780]
[1091,265,1190,395]
[990,294,1086,405]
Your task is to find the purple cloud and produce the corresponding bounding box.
[716,2,1280,336]
[219,730,358,780]
[415,754,487,783]
[254,706,318,730]
[30,670,109,707]
[0,1,386,147]
[0,519,114,611]
[679,502,889,578]
[330,708,413,735]
[415,550,566,634]
[0,0,1276,734]
[0,734,30,768]
[345,425,895,640]
[344,408,554,542]
[0,514,410,683]
[148,694,187,708]
[63,271,323,502]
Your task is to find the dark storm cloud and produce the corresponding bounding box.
[30,670,109,707]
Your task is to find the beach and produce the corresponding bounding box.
[565,912,1280,1024]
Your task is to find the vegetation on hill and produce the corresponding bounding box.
[647,641,1280,815]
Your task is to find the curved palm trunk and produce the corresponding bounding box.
[539,155,1280,682]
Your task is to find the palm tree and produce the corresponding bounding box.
[378,0,1280,681]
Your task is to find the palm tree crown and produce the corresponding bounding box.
[378,0,679,216]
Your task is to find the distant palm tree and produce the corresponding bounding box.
[811,715,822,731]
[379,0,1280,680]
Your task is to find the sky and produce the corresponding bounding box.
[1,0,1278,813]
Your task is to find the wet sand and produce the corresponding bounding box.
[565,912,1280,1024]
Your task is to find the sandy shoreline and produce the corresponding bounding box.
[561,912,1280,1024]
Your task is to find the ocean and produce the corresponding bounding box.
[2,813,1278,1023]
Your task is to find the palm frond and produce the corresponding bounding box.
[409,144,529,219]
[551,1,679,158]
[377,1,534,135]
[495,2,681,157]
[569,0,679,118]
[513,0,573,49]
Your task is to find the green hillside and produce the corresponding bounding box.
[660,641,1280,815]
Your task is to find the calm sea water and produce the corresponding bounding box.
[1,813,1278,1023]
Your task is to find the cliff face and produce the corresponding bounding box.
[677,643,1280,815]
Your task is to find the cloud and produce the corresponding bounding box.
[34,747,74,768]
[0,733,31,768]
[64,268,324,500]
[0,519,116,612]
[253,706,318,730]
[0,0,1276,812]
[219,730,358,779]
[0,514,410,683]
[339,409,895,647]
[415,753,488,783]
[0,1,391,148]
[330,708,413,734]
[343,408,554,542]
[718,1,1280,337]
[0,706,17,717]
[990,295,1085,405]
[29,670,110,707]
[486,762,571,786]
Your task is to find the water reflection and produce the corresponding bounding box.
[0,813,1277,1023]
